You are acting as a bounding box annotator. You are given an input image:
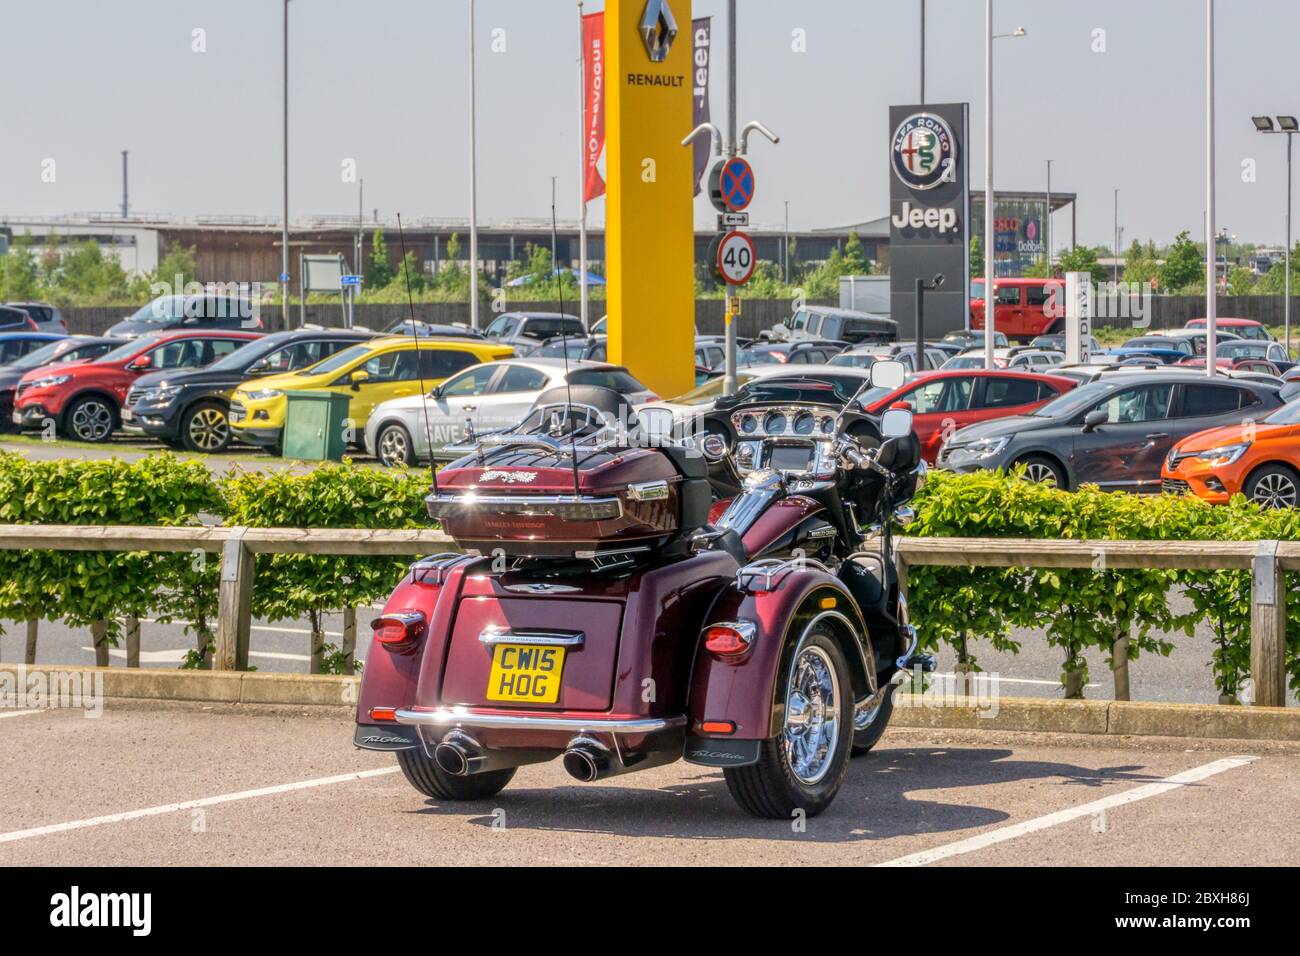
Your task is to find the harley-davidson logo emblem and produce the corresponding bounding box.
[479,470,538,483]
[504,583,582,594]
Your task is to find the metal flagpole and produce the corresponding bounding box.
[983,0,995,370]
[468,0,481,330]
[1205,0,1217,377]
[578,1,589,331]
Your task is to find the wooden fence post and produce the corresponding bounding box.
[91,621,109,667]
[1250,540,1287,707]
[1112,628,1131,702]
[124,615,140,668]
[24,619,38,665]
[214,528,254,671]
[341,607,357,675]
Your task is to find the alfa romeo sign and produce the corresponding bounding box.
[891,112,957,191]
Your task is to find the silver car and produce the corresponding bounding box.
[364,357,657,466]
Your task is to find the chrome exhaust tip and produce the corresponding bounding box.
[434,740,472,776]
[562,736,611,782]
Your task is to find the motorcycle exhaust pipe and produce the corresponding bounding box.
[432,731,550,777]
[561,735,679,782]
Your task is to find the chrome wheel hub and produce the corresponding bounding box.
[379,428,409,466]
[1252,472,1297,509]
[782,644,839,785]
[188,407,228,451]
[71,401,112,441]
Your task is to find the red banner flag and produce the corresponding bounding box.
[582,11,605,203]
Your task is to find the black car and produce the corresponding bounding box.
[123,328,378,452]
[0,336,120,429]
[937,371,1285,492]
[383,320,485,339]
[106,293,266,339]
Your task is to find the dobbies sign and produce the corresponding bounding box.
[888,102,971,337]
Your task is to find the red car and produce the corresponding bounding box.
[860,369,1077,463]
[970,277,1065,342]
[14,329,261,442]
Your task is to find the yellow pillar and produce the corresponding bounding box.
[605,0,695,400]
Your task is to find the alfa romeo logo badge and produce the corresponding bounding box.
[891,112,957,191]
[639,0,678,63]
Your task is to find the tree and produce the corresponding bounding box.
[1226,265,1256,296]
[969,235,984,276]
[364,229,394,289]
[1253,241,1300,295]
[1,236,43,300]
[1160,230,1203,292]
[1055,245,1108,284]
[1122,238,1160,289]
[152,244,198,288]
[840,231,870,275]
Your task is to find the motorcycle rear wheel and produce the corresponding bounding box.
[724,629,853,819]
[396,748,516,801]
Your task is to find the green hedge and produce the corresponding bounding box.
[907,469,1300,700]
[0,453,428,672]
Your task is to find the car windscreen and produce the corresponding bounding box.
[566,368,646,393]
[725,374,870,409]
[205,336,283,372]
[669,373,759,406]
[10,340,74,369]
[98,335,164,364]
[297,343,369,375]
[1263,400,1300,425]
[1028,379,1119,418]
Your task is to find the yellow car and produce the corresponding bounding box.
[228,336,513,449]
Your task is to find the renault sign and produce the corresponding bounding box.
[888,102,970,338]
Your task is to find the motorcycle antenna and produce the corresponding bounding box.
[550,190,584,499]
[396,213,438,496]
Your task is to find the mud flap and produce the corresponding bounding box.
[682,736,762,767]
[353,724,421,752]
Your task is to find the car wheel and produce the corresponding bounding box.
[395,748,515,800]
[724,627,853,819]
[1245,464,1300,509]
[376,422,415,468]
[851,684,895,756]
[180,401,231,453]
[62,396,116,443]
[1016,454,1066,489]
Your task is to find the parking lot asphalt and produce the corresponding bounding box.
[0,701,1294,866]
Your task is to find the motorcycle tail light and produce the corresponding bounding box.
[700,720,735,735]
[703,621,756,663]
[372,611,426,655]
[369,707,397,722]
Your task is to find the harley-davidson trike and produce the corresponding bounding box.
[355,359,931,818]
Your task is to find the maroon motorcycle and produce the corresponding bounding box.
[354,361,931,818]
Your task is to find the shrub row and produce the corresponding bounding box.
[907,469,1300,700]
[0,453,428,672]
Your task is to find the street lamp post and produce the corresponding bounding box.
[281,0,290,331]
[983,10,1027,370]
[1253,114,1298,356]
[784,200,790,284]
[1205,0,1217,377]
[915,274,944,371]
[468,0,481,330]
[1045,159,1052,272]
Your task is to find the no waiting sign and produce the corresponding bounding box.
[710,230,756,285]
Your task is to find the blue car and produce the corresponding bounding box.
[1101,346,1188,365]
[0,332,68,367]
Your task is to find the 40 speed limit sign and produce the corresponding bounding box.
[709,230,756,285]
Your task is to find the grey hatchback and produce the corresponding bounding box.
[937,371,1284,492]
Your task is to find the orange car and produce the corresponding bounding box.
[1162,402,1300,507]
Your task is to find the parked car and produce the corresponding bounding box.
[970,277,1065,341]
[942,347,1063,371]
[855,369,1075,464]
[1184,316,1273,342]
[0,332,68,366]
[0,306,39,333]
[4,302,67,333]
[1143,329,1242,356]
[124,328,380,452]
[0,336,119,429]
[937,372,1285,491]
[1163,400,1300,508]
[765,305,897,345]
[830,343,947,373]
[105,292,265,339]
[738,339,848,366]
[365,358,657,467]
[943,329,1010,350]
[1029,333,1104,353]
[13,330,262,442]
[382,319,485,339]
[228,336,513,451]
[482,311,585,353]
[1176,339,1293,373]
[646,362,868,422]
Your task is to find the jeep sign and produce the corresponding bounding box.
[888,103,971,339]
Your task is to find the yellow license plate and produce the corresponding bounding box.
[486,643,566,704]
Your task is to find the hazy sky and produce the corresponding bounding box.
[2,0,1296,251]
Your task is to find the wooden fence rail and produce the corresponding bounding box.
[0,526,1292,707]
[896,537,1299,708]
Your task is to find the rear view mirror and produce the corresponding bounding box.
[870,359,906,390]
[1083,409,1108,431]
[880,407,914,439]
[349,369,370,388]
[127,354,153,371]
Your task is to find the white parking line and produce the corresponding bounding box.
[0,710,43,719]
[0,767,400,845]
[875,755,1257,867]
